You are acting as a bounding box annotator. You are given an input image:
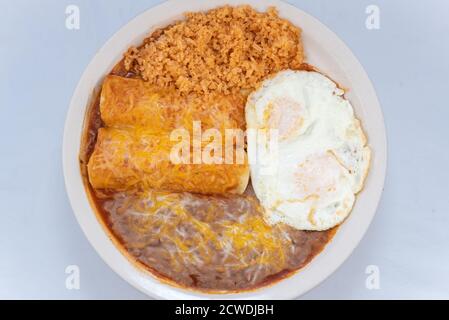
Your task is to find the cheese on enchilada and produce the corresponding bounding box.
[88,127,249,194]
[100,75,246,132]
[87,75,249,195]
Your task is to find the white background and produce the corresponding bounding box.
[0,0,448,299]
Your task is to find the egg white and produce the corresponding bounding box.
[246,70,371,231]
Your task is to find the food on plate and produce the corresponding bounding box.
[89,74,249,195]
[246,70,371,230]
[80,5,370,292]
[104,189,333,290]
[124,5,304,96]
[87,127,249,194]
[100,75,246,131]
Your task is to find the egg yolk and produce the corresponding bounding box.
[294,153,345,201]
[264,97,304,141]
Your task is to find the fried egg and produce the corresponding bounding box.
[246,70,371,231]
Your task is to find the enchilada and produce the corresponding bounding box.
[88,127,249,194]
[100,75,246,132]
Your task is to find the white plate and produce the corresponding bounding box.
[63,0,387,299]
